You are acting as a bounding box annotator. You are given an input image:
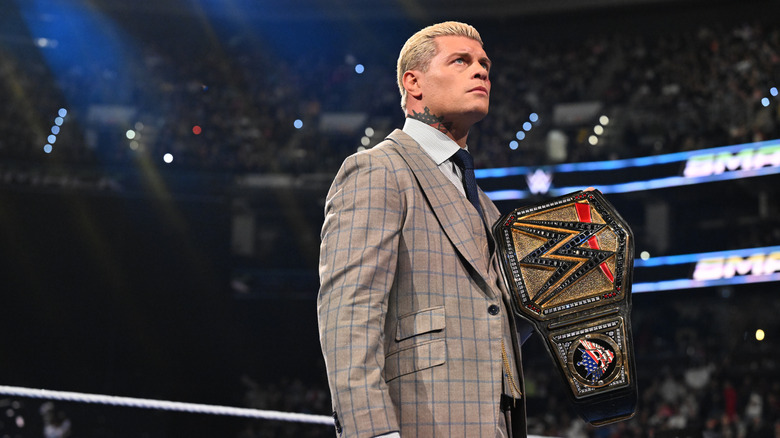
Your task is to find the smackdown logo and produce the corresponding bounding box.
[633,246,780,293]
[693,251,780,280]
[683,144,780,177]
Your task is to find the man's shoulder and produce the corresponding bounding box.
[343,129,418,165]
[370,129,417,155]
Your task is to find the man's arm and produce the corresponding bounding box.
[317,151,403,438]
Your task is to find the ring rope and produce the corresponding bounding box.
[0,384,553,438]
[0,385,334,426]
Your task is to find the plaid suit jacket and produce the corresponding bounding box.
[318,130,526,438]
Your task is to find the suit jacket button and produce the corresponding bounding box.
[488,304,500,315]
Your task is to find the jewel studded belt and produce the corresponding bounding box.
[493,190,637,426]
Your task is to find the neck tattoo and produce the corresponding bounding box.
[408,107,453,134]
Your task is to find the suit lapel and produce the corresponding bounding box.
[386,130,493,284]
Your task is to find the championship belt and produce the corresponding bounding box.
[493,190,637,426]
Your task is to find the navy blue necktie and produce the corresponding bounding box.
[451,148,483,217]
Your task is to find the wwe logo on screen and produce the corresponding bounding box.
[526,169,553,194]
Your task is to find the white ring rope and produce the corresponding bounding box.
[0,385,334,426]
[0,384,555,437]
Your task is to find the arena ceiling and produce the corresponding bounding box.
[87,0,718,21]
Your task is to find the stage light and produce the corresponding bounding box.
[594,125,604,135]
[355,64,365,74]
[756,329,765,341]
[509,113,539,144]
[163,153,173,163]
[509,140,519,150]
[640,251,650,260]
[35,38,54,48]
[192,125,202,135]
[126,130,136,140]
[762,97,770,107]
[771,87,778,97]
[361,136,370,146]
[293,119,303,129]
[600,115,610,125]
[588,135,598,145]
[44,108,67,155]
[365,127,374,137]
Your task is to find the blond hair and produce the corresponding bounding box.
[396,21,483,112]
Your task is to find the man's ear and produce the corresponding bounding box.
[403,71,423,100]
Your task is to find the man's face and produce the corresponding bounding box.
[417,35,491,125]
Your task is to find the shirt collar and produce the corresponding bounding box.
[402,117,467,165]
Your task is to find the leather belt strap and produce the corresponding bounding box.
[500,393,523,412]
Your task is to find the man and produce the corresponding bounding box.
[317,21,533,438]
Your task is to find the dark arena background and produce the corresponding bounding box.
[0,0,779,436]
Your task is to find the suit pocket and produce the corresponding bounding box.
[395,306,445,341]
[384,339,446,382]
[385,306,446,382]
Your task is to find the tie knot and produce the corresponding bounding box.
[451,148,474,171]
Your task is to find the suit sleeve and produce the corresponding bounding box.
[317,151,403,437]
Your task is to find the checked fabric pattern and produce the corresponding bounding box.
[318,129,528,438]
